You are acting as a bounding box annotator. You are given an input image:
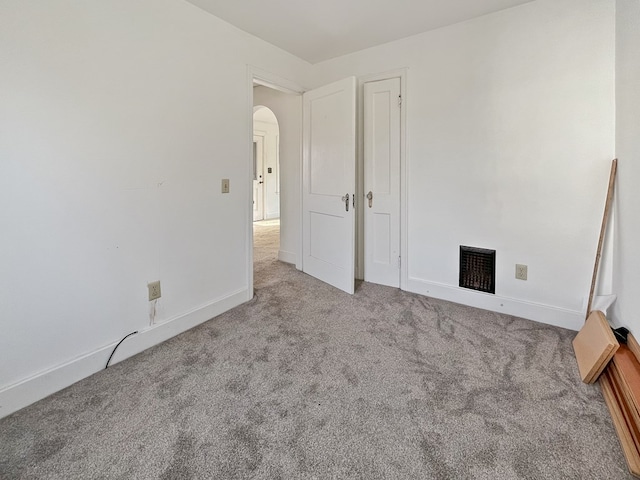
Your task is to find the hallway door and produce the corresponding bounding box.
[302,77,357,294]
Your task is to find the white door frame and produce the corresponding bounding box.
[357,69,408,289]
[246,66,304,301]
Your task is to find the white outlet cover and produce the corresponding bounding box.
[148,281,161,301]
[515,264,528,281]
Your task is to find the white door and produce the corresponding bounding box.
[253,136,265,222]
[302,77,357,294]
[364,78,401,288]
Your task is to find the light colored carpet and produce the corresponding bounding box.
[0,224,631,479]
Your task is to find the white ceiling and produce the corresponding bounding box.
[186,0,534,64]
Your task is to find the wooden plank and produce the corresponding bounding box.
[609,363,640,451]
[573,310,619,383]
[613,345,640,413]
[601,369,640,476]
[586,159,617,320]
[628,334,640,364]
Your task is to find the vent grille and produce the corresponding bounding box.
[459,246,496,294]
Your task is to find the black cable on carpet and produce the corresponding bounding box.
[105,331,138,369]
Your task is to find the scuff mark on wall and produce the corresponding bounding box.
[149,299,158,326]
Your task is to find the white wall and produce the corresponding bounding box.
[309,0,616,329]
[612,0,640,331]
[253,116,280,220]
[0,0,310,417]
[0,0,622,418]
[253,86,302,266]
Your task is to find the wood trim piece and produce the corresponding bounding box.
[628,334,640,364]
[613,345,640,414]
[586,159,617,320]
[601,370,640,476]
[609,363,640,451]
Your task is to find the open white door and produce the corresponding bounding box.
[364,78,401,288]
[253,136,265,221]
[302,77,357,294]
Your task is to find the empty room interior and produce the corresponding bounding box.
[1,0,640,478]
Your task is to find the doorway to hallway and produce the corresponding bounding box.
[253,106,280,223]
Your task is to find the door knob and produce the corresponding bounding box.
[366,191,373,208]
[341,193,350,212]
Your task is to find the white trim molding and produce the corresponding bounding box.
[406,277,584,331]
[278,250,296,264]
[0,288,248,419]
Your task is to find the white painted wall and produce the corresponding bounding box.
[309,0,616,329]
[253,86,302,266]
[0,0,310,417]
[253,115,280,220]
[612,0,640,332]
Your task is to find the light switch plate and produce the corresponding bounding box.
[221,179,230,193]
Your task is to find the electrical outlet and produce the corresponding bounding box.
[221,179,230,194]
[515,264,528,281]
[148,281,161,301]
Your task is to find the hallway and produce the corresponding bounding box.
[253,219,280,289]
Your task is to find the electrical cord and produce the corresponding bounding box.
[105,331,138,369]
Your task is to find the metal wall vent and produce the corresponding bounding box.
[459,246,496,294]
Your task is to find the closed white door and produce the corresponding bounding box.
[364,78,401,288]
[253,136,265,222]
[302,77,357,294]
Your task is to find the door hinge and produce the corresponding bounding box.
[398,95,402,108]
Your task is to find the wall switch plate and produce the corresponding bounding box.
[148,281,161,301]
[221,179,230,193]
[515,264,528,281]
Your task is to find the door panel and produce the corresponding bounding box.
[373,213,391,264]
[253,136,265,222]
[303,77,356,294]
[364,78,401,288]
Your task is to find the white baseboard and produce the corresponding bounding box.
[405,277,584,331]
[0,288,248,420]
[278,249,296,264]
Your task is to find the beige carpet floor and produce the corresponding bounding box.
[0,223,631,479]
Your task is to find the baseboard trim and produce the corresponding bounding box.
[0,288,248,420]
[405,277,583,331]
[278,250,296,264]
